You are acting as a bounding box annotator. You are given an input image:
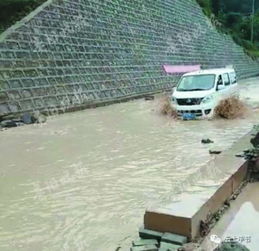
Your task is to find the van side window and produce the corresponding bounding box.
[229,72,237,84]
[222,73,230,86]
[217,75,223,85]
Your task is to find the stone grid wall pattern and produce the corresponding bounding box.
[0,0,259,116]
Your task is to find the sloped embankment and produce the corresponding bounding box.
[0,0,259,117]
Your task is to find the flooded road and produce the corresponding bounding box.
[0,78,259,251]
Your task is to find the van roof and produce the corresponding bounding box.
[183,68,235,76]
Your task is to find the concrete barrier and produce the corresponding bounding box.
[143,132,253,242]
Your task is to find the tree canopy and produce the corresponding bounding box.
[220,0,259,14]
[0,0,44,33]
[198,0,259,58]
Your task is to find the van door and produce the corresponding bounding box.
[222,73,234,97]
[216,74,228,101]
[229,72,239,96]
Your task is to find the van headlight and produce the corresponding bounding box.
[172,96,177,104]
[201,95,213,104]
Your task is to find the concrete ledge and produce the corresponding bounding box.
[144,133,253,241]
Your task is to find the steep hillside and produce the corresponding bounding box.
[197,0,259,58]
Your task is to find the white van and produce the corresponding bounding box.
[171,68,238,119]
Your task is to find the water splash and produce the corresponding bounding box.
[214,97,247,119]
[159,96,177,118]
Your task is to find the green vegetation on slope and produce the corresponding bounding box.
[0,0,45,33]
[197,0,259,58]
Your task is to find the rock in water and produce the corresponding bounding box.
[0,120,18,128]
[209,150,222,155]
[37,114,47,124]
[21,113,33,124]
[251,132,259,148]
[32,111,47,124]
[201,139,214,144]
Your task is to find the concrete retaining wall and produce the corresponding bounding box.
[1,0,259,116]
[144,132,254,242]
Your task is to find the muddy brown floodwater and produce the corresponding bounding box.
[0,78,259,251]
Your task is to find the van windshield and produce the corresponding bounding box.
[177,74,216,91]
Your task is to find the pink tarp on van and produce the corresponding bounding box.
[163,65,201,74]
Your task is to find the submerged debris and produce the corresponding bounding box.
[201,139,214,144]
[0,119,21,128]
[214,241,250,251]
[240,126,259,161]
[251,132,259,148]
[209,150,222,155]
[243,148,259,161]
[235,153,245,158]
[144,95,155,101]
[0,111,47,130]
